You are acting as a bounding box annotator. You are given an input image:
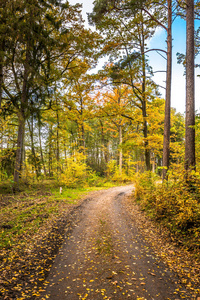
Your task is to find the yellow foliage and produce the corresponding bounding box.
[106,160,134,182]
[60,152,88,188]
[134,170,200,248]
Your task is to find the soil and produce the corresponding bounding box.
[40,185,198,300]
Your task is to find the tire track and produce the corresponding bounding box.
[41,185,193,300]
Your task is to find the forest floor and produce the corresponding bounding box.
[41,185,199,300]
[1,185,200,300]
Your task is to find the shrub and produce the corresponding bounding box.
[60,152,88,188]
[134,170,200,249]
[106,160,133,183]
[59,152,104,188]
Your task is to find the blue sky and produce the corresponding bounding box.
[148,17,200,114]
[69,0,200,114]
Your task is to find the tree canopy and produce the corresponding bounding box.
[0,0,199,186]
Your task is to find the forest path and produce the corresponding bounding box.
[41,185,192,300]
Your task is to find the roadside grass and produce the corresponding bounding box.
[0,179,118,299]
[0,180,114,252]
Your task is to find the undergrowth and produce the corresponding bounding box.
[134,171,200,253]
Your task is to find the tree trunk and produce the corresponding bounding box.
[38,122,47,177]
[81,124,85,154]
[56,107,60,175]
[0,132,3,180]
[162,0,172,181]
[48,126,53,178]
[14,112,25,184]
[0,57,3,109]
[119,123,123,175]
[100,120,108,165]
[142,100,150,171]
[28,118,40,178]
[141,20,150,171]
[14,44,30,184]
[152,152,156,173]
[0,39,5,109]
[185,0,195,172]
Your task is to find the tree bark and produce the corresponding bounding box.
[162,0,172,181]
[185,0,195,171]
[81,124,85,154]
[0,24,5,109]
[14,112,25,184]
[0,54,3,109]
[56,105,60,175]
[48,126,53,177]
[152,152,156,173]
[100,119,108,165]
[14,43,30,184]
[38,122,47,177]
[141,20,151,171]
[28,118,40,178]
[119,123,123,175]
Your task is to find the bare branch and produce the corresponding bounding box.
[153,70,167,73]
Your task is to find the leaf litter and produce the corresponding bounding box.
[41,185,198,299]
[0,185,199,299]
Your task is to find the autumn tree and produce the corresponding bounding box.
[0,115,18,179]
[0,0,100,185]
[162,0,172,180]
[0,0,66,184]
[0,0,7,109]
[62,64,97,156]
[89,0,179,178]
[130,0,173,179]
[96,85,130,174]
[89,2,162,171]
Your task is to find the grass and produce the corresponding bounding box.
[0,179,118,299]
[0,181,113,252]
[0,176,123,255]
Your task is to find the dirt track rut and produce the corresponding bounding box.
[41,185,193,300]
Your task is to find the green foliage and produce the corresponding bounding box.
[0,149,16,178]
[134,171,200,250]
[86,172,106,187]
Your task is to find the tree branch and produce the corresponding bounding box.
[142,8,167,31]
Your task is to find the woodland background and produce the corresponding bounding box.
[0,2,200,298]
[1,0,200,188]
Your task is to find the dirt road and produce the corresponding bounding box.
[41,185,193,300]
